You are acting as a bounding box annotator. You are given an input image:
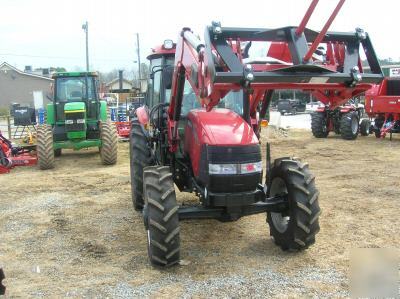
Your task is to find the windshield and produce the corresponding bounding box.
[177,80,244,117]
[56,76,96,102]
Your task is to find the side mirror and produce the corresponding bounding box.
[162,66,174,89]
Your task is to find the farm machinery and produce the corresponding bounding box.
[0,131,37,174]
[311,100,366,140]
[129,0,383,267]
[36,72,118,170]
[363,78,400,139]
[111,96,144,140]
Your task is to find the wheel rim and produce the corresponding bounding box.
[351,116,358,134]
[270,177,290,233]
[147,230,151,248]
[320,115,327,133]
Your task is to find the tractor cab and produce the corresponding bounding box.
[146,41,244,121]
[146,41,247,166]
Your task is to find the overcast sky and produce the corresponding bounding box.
[1,0,398,73]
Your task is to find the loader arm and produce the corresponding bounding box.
[167,0,383,151]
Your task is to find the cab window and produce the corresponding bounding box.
[148,58,162,107]
[56,77,95,102]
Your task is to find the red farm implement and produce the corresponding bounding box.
[364,78,400,139]
[0,131,37,174]
[129,0,383,267]
[115,121,131,140]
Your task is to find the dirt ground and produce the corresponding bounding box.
[1,128,399,298]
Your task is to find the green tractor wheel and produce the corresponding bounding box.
[37,125,55,170]
[100,121,118,165]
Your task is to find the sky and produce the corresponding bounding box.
[1,0,399,73]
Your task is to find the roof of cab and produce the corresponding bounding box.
[52,71,98,79]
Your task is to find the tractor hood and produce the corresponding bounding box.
[186,108,259,146]
[64,102,85,112]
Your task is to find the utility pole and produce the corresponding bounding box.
[82,21,89,71]
[136,33,141,90]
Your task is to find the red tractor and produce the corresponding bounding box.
[129,0,383,267]
[311,100,365,140]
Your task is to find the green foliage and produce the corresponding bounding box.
[55,67,67,72]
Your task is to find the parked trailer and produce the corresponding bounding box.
[364,78,400,139]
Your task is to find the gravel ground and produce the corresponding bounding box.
[1,127,399,297]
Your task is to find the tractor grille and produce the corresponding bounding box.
[198,144,262,193]
[65,112,85,132]
[207,144,261,164]
[209,173,262,193]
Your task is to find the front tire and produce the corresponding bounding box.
[130,119,154,211]
[267,158,321,251]
[37,125,54,170]
[143,166,180,267]
[100,121,118,165]
[360,119,371,136]
[340,112,359,140]
[311,112,329,138]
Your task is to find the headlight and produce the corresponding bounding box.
[209,161,262,175]
[163,39,174,49]
[77,119,85,124]
[209,163,237,175]
[65,119,73,124]
[240,161,262,174]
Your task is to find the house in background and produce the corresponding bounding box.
[104,78,136,103]
[105,78,133,93]
[0,62,53,109]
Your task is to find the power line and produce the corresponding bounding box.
[0,52,132,62]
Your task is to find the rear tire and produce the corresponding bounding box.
[100,121,118,165]
[267,158,320,251]
[311,112,328,138]
[130,119,154,211]
[340,112,359,140]
[360,119,371,136]
[37,125,54,170]
[143,166,180,267]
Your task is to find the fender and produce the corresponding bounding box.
[135,106,149,125]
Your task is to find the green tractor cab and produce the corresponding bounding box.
[37,72,118,170]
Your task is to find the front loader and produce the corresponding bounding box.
[129,0,383,267]
[37,72,117,170]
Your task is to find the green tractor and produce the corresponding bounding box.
[37,72,118,170]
